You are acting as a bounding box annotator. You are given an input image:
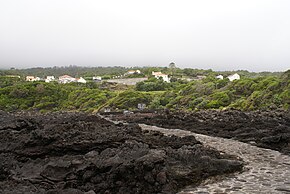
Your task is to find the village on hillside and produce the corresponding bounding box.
[0,66,288,113]
[23,69,241,85]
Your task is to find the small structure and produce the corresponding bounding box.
[123,110,134,114]
[216,75,224,80]
[227,73,240,82]
[45,76,55,83]
[26,76,40,81]
[58,75,76,84]
[127,70,136,74]
[93,76,102,82]
[152,71,170,82]
[76,77,87,83]
[137,103,146,110]
[126,70,141,75]
[104,108,111,113]
[152,71,162,76]
[26,76,35,81]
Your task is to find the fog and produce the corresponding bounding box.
[0,0,290,71]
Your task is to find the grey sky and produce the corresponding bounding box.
[0,0,290,71]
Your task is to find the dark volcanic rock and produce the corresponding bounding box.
[111,110,290,155]
[0,112,243,194]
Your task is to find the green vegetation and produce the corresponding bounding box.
[0,67,289,112]
[0,81,114,112]
[136,78,171,91]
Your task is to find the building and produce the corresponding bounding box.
[26,76,35,81]
[152,71,162,76]
[93,76,102,82]
[26,76,40,81]
[127,70,136,74]
[76,77,87,83]
[58,75,76,83]
[126,70,141,75]
[45,76,55,83]
[227,73,240,82]
[216,75,224,80]
[152,71,170,82]
[137,103,146,110]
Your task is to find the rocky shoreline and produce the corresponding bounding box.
[109,110,290,155]
[0,111,242,194]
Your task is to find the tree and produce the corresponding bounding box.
[169,62,176,76]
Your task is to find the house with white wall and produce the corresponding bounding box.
[26,76,35,81]
[152,71,170,82]
[216,75,224,80]
[227,73,240,81]
[26,76,40,81]
[93,76,102,82]
[45,76,55,83]
[76,77,87,83]
[58,75,76,83]
[125,70,141,75]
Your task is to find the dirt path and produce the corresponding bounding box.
[139,124,290,194]
[106,77,148,85]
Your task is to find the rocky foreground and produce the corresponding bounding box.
[0,111,242,194]
[139,124,290,193]
[110,110,290,155]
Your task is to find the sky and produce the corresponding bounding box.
[0,0,290,72]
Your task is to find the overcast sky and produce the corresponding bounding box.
[0,0,290,71]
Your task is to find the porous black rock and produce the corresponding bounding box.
[0,112,243,193]
[113,110,290,155]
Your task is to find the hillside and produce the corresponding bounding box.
[0,67,289,112]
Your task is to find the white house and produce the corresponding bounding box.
[126,70,141,75]
[58,75,76,83]
[93,76,102,82]
[216,75,224,80]
[152,71,162,76]
[26,76,35,81]
[227,73,240,82]
[76,77,87,83]
[152,71,170,82]
[127,70,135,74]
[45,76,55,83]
[26,76,40,81]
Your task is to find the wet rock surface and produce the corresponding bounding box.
[138,124,290,194]
[0,111,242,194]
[110,110,290,155]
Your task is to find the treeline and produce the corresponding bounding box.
[0,68,289,112]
